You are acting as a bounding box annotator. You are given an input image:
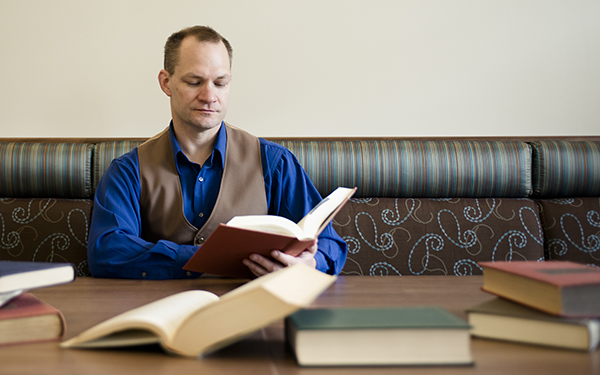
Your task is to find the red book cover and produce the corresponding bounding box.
[183,187,356,279]
[479,261,600,287]
[183,225,311,279]
[479,261,600,317]
[0,293,66,346]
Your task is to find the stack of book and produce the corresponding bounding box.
[468,261,600,351]
[0,261,75,346]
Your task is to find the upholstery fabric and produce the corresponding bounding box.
[272,140,532,199]
[531,141,600,198]
[0,198,92,276]
[3,137,598,276]
[333,198,545,276]
[0,143,93,198]
[538,198,600,266]
[94,141,144,190]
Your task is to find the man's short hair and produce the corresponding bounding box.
[164,25,233,75]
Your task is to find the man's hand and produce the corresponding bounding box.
[242,240,318,277]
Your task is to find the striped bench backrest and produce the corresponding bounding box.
[0,142,93,198]
[531,140,600,198]
[271,139,532,198]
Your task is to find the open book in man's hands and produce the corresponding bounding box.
[183,187,356,279]
[61,264,336,357]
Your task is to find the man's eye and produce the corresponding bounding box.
[187,82,200,86]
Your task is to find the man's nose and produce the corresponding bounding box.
[197,84,217,103]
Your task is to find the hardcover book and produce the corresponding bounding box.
[285,306,473,366]
[479,261,600,317]
[184,187,356,279]
[61,264,335,357]
[468,298,600,351]
[0,261,76,295]
[0,293,66,346]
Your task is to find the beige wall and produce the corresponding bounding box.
[0,0,599,138]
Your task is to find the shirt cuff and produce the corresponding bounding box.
[314,251,333,274]
[173,244,203,278]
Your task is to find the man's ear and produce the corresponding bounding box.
[158,69,172,97]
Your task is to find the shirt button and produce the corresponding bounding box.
[141,271,147,278]
[198,177,204,182]
[198,212,204,218]
[195,237,205,246]
[186,271,192,277]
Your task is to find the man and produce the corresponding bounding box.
[87,26,347,279]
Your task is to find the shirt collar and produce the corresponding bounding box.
[169,122,227,171]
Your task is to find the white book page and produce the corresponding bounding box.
[0,289,24,308]
[225,187,355,240]
[226,215,306,239]
[61,290,220,347]
[297,187,354,238]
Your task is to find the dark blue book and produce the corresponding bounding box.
[0,261,75,295]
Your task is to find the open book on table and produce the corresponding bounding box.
[60,264,336,357]
[183,186,356,279]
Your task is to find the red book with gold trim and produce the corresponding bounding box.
[0,293,66,346]
[479,261,600,317]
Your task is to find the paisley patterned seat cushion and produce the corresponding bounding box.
[538,198,600,266]
[334,197,545,276]
[0,198,92,276]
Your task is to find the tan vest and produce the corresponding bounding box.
[137,124,268,246]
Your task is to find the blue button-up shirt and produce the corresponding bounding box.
[88,123,347,279]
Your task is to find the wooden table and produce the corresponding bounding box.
[2,276,599,374]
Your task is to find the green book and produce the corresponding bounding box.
[285,306,473,367]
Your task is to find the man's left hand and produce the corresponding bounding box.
[242,240,318,277]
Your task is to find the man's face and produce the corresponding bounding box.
[159,37,231,133]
